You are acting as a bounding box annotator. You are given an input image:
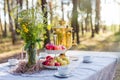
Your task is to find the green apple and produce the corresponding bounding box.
[54,60,57,63]
[61,61,67,66]
[62,57,68,60]
[62,57,70,64]
[56,57,63,63]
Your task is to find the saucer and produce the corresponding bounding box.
[83,60,92,63]
[69,56,79,61]
[8,59,18,66]
[54,72,72,78]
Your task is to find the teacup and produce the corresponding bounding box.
[83,56,92,63]
[58,66,70,76]
[8,59,18,66]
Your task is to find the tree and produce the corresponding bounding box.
[48,0,53,24]
[95,0,100,34]
[26,0,28,9]
[115,0,120,32]
[15,0,23,35]
[90,14,94,37]
[41,0,50,46]
[78,0,95,37]
[89,0,95,37]
[71,0,80,44]
[0,16,3,40]
[7,0,16,44]
[61,1,64,20]
[18,0,23,9]
[3,0,7,37]
[85,13,89,32]
[80,21,84,36]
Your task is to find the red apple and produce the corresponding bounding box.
[46,62,51,66]
[43,60,55,66]
[61,46,66,50]
[45,43,54,50]
[42,61,46,65]
[53,45,60,50]
[42,61,50,65]
[49,57,54,60]
[58,45,62,50]
[46,56,52,60]
[55,62,61,66]
[49,61,55,66]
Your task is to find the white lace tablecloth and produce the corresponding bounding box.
[0,50,118,80]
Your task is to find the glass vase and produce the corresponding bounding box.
[26,43,37,66]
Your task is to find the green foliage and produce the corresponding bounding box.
[79,0,92,13]
[17,8,47,49]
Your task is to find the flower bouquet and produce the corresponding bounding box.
[14,8,47,74]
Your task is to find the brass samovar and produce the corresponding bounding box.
[53,26,72,49]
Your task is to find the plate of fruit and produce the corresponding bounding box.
[45,43,66,54]
[42,54,70,69]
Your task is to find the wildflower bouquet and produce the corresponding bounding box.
[17,8,46,66]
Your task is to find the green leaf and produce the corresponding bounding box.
[24,42,31,50]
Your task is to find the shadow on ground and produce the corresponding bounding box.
[71,32,120,52]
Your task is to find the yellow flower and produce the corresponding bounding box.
[22,24,26,28]
[24,27,28,32]
[22,24,29,33]
[16,29,20,33]
[24,28,29,33]
[47,25,52,30]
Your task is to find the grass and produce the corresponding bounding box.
[1,31,120,54]
[71,31,120,52]
[0,38,24,54]
[0,31,120,62]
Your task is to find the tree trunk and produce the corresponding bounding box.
[61,1,64,20]
[90,15,94,38]
[41,0,50,47]
[16,0,23,35]
[95,0,100,34]
[49,1,53,24]
[0,19,2,32]
[26,0,28,9]
[72,27,75,42]
[7,0,16,44]
[85,13,89,32]
[0,17,3,37]
[15,0,19,35]
[19,0,23,9]
[81,21,84,36]
[71,0,80,44]
[3,0,7,37]
[0,18,2,42]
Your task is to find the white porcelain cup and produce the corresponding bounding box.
[58,66,70,76]
[8,59,18,66]
[83,56,92,62]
